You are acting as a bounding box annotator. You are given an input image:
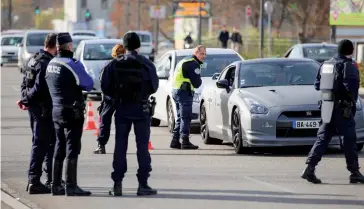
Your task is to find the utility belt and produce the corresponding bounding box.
[140,96,156,117]
[337,99,354,119]
[56,102,86,120]
[180,82,193,96]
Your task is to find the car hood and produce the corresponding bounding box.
[238,86,321,108]
[82,60,111,78]
[1,46,19,53]
[194,77,217,94]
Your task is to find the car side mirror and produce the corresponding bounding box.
[212,73,220,80]
[216,79,229,89]
[157,71,169,79]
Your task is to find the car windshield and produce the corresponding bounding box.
[72,38,93,51]
[83,43,116,60]
[176,54,241,77]
[1,37,23,46]
[303,46,337,61]
[26,33,48,46]
[137,34,151,43]
[239,61,319,88]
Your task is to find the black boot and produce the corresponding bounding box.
[51,160,65,196]
[109,182,122,196]
[170,138,181,149]
[137,184,157,196]
[27,182,51,194]
[301,165,322,184]
[350,170,364,184]
[65,158,92,196]
[93,144,106,154]
[181,136,199,150]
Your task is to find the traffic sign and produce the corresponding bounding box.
[245,6,252,17]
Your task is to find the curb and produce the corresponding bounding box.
[1,182,43,209]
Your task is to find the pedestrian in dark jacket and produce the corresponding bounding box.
[230,27,243,53]
[218,26,229,49]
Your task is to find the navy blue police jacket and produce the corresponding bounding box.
[100,50,159,119]
[20,49,54,107]
[181,55,202,89]
[45,51,94,108]
[314,54,359,103]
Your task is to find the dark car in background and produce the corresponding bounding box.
[284,43,337,63]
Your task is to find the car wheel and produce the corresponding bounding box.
[231,108,245,154]
[151,118,161,127]
[200,103,222,145]
[339,143,363,152]
[167,99,175,133]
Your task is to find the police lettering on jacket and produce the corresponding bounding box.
[45,57,93,106]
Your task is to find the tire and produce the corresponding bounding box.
[151,118,161,127]
[167,99,175,133]
[200,103,222,145]
[231,108,245,154]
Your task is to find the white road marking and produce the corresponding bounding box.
[244,176,295,193]
[1,190,31,209]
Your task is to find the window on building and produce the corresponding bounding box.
[81,0,87,8]
[101,0,108,9]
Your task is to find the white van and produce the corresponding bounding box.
[133,31,155,62]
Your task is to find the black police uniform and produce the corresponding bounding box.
[93,61,117,154]
[21,49,56,194]
[45,33,94,196]
[302,39,364,184]
[101,32,158,196]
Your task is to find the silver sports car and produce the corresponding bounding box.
[200,58,364,154]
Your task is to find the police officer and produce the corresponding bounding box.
[302,39,364,184]
[170,45,204,150]
[100,32,158,196]
[45,33,94,196]
[93,44,125,154]
[19,33,58,194]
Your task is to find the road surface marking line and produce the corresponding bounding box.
[244,176,294,193]
[1,190,31,209]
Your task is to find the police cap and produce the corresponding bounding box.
[123,31,141,51]
[56,32,73,46]
[337,39,354,56]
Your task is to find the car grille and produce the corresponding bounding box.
[281,110,321,118]
[276,128,318,137]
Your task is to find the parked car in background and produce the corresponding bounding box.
[133,31,155,62]
[284,43,337,63]
[151,48,244,132]
[18,30,55,73]
[74,39,123,98]
[71,35,98,51]
[200,58,364,154]
[1,34,23,66]
[71,30,97,37]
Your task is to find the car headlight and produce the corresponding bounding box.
[86,68,95,79]
[356,98,362,110]
[243,98,269,114]
[193,93,200,102]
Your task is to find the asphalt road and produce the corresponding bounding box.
[1,65,364,209]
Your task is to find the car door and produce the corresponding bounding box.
[153,53,171,121]
[211,65,236,137]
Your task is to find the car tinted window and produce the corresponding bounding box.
[83,43,117,60]
[239,61,319,87]
[1,37,23,45]
[137,34,151,43]
[303,46,337,61]
[175,54,241,77]
[25,33,48,46]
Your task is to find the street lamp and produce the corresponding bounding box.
[264,1,273,57]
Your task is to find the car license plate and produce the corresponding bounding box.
[293,120,320,129]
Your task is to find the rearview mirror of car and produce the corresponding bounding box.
[216,79,229,89]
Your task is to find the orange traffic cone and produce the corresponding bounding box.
[148,141,154,150]
[94,115,101,136]
[83,102,97,130]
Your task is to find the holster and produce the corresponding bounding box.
[340,100,353,119]
[148,96,156,116]
[72,101,86,120]
[181,82,193,96]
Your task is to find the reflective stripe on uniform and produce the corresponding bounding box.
[172,57,196,91]
[49,59,80,85]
